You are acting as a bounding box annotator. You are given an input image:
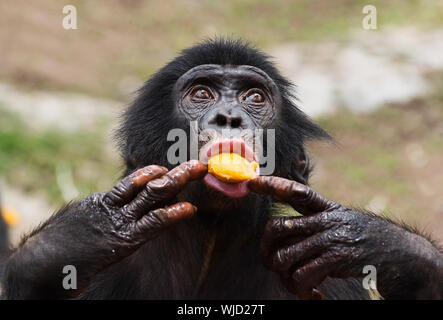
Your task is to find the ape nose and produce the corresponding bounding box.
[210,112,243,129]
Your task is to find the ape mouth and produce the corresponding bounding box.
[201,139,259,199]
[199,138,257,164]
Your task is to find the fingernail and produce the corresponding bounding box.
[192,205,198,212]
[312,288,323,300]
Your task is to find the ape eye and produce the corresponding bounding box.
[189,86,214,101]
[242,89,266,104]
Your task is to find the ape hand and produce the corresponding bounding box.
[97,160,206,256]
[248,176,443,300]
[3,160,206,299]
[55,160,206,267]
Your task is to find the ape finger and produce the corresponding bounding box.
[263,215,332,243]
[260,216,325,269]
[290,252,342,299]
[134,202,196,239]
[125,160,206,218]
[103,165,168,207]
[265,232,331,274]
[248,176,340,215]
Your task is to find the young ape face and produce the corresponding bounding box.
[172,64,282,214]
[118,39,329,218]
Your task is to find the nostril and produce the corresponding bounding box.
[231,118,242,128]
[216,114,227,126]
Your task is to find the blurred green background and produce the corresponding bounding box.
[0,0,442,244]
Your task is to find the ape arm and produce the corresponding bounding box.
[249,177,443,300]
[2,161,206,299]
[4,197,125,299]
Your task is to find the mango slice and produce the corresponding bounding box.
[208,153,258,183]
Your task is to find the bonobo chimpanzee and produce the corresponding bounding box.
[1,39,442,299]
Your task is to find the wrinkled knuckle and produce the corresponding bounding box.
[164,173,178,187]
[323,232,336,245]
[144,185,154,196]
[265,219,279,234]
[341,246,353,258]
[145,209,167,230]
[324,210,344,226]
[114,223,136,243]
[90,192,106,206]
[305,186,315,201]
[117,184,129,195]
[312,234,327,249]
[282,218,296,231]
[144,185,163,204]
[149,174,175,190]
[108,186,127,202]
[329,227,349,243]
[279,217,295,230]
[330,201,342,211]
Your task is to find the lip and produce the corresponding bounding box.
[201,138,259,199]
[200,138,256,164]
[203,173,251,199]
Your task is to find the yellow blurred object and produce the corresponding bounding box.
[1,207,20,226]
[208,153,258,183]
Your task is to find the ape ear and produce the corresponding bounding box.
[290,148,310,185]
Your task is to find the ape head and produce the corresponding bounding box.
[117,38,329,219]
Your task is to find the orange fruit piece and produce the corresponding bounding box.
[208,153,258,183]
